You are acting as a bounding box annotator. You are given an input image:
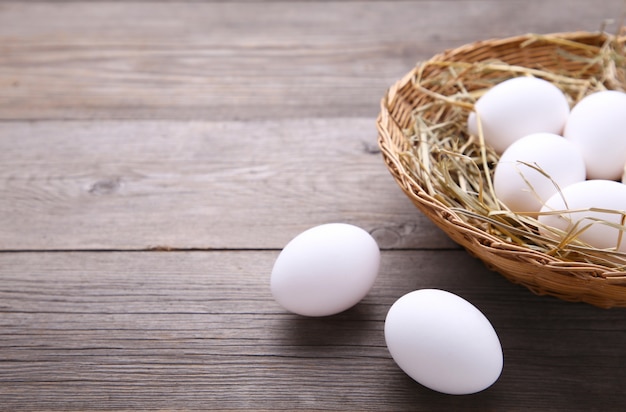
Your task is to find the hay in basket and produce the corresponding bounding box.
[377,30,626,308]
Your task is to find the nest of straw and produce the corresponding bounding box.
[377,30,626,308]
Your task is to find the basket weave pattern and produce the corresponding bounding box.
[377,32,626,308]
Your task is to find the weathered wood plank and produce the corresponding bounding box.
[1,250,626,411]
[0,1,621,120]
[0,118,455,251]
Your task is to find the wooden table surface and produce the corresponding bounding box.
[2,1,626,410]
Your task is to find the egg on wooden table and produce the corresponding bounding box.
[467,76,570,153]
[270,223,380,317]
[538,179,626,252]
[384,289,503,395]
[494,132,586,215]
[564,90,626,180]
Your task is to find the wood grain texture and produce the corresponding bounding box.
[3,1,626,411]
[0,0,621,120]
[2,250,626,411]
[0,118,455,251]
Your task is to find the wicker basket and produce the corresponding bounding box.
[377,31,626,308]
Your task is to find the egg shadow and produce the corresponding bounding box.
[276,299,385,348]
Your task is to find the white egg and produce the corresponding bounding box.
[538,179,626,252]
[384,289,503,395]
[494,132,586,214]
[564,90,626,180]
[270,223,380,317]
[467,76,570,153]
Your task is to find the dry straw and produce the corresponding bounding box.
[377,30,626,308]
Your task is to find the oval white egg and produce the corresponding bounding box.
[494,132,586,214]
[538,179,626,252]
[564,90,626,180]
[384,289,503,395]
[467,76,570,153]
[270,223,380,317]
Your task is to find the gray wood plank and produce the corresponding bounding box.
[1,250,626,411]
[0,0,621,120]
[2,2,626,411]
[0,118,455,251]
